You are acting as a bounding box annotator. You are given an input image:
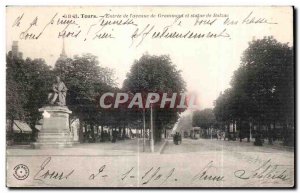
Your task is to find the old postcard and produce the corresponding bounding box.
[6,6,294,188]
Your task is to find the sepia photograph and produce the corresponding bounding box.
[5,6,294,188]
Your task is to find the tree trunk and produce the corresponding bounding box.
[8,118,14,145]
[254,121,263,146]
[83,122,87,142]
[95,124,99,142]
[122,126,126,139]
[30,122,37,142]
[78,119,84,143]
[91,123,95,142]
[273,120,277,141]
[120,127,122,137]
[268,123,273,145]
[100,125,104,141]
[238,120,242,142]
[247,121,250,142]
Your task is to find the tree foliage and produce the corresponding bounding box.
[6,55,53,140]
[123,54,186,142]
[7,53,117,142]
[53,54,119,142]
[193,108,216,129]
[214,36,294,144]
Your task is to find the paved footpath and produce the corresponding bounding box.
[162,138,294,154]
[6,138,294,187]
[7,138,165,156]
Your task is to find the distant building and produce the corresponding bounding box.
[58,38,67,60]
[9,41,23,59]
[55,38,68,75]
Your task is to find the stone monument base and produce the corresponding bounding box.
[32,106,74,149]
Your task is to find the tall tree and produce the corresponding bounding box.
[54,54,117,142]
[214,36,294,146]
[123,54,186,142]
[6,55,53,141]
[241,37,294,144]
[193,108,216,129]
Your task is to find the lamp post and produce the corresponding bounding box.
[150,103,154,153]
[143,108,146,152]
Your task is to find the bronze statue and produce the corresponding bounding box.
[48,76,68,106]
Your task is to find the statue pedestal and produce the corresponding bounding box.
[32,106,74,149]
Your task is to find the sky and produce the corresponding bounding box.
[6,6,293,109]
